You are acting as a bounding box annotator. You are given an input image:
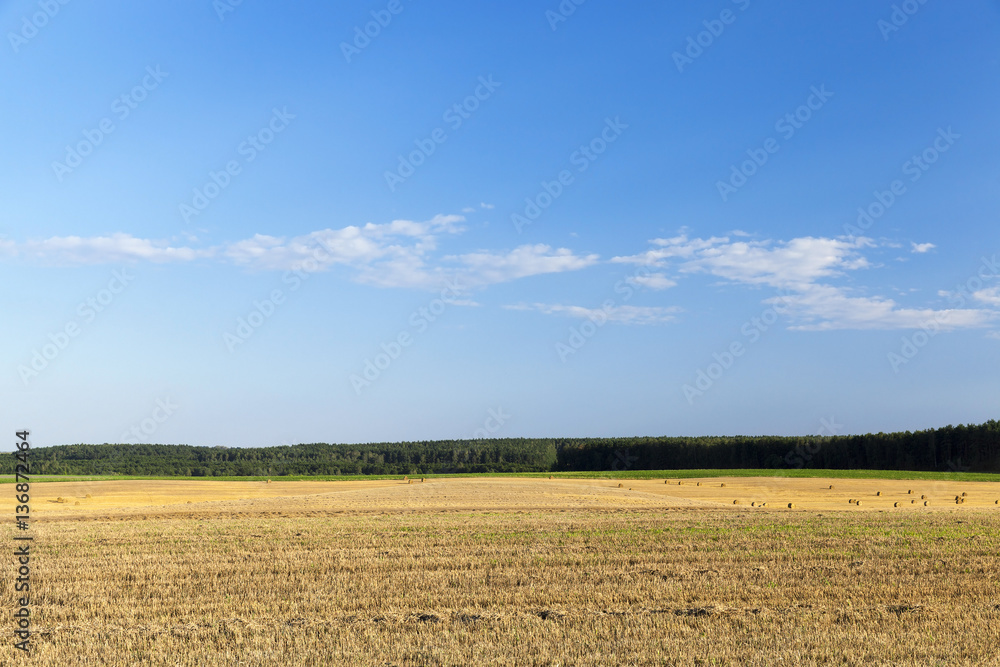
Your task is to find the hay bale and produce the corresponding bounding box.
[85,494,92,499]
[733,500,740,505]
[678,481,683,485]
[894,502,899,507]
[720,483,726,487]
[876,491,882,496]
[696,482,702,487]
[848,499,855,504]
[787,503,795,508]
[549,475,553,479]
[829,485,834,490]
[856,500,863,506]
[908,490,913,494]
[760,502,767,507]
[750,502,756,507]
[921,495,926,500]
[961,492,967,497]
[618,483,623,488]
[911,500,916,504]
[664,480,669,484]
[408,480,413,484]
[924,501,929,506]
[266,479,271,484]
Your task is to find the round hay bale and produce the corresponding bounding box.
[829,485,834,490]
[856,501,863,507]
[664,480,669,484]
[549,475,553,479]
[720,483,726,487]
[995,500,999,505]
[760,502,767,507]
[74,501,79,506]
[618,483,623,488]
[961,492,967,497]
[751,502,756,507]
[733,500,740,505]
[696,482,702,487]
[921,495,926,500]
[408,480,413,484]
[85,494,92,499]
[894,502,899,507]
[908,490,913,494]
[924,501,929,506]
[910,500,916,504]
[421,478,425,482]
[266,479,271,484]
[678,481,683,485]
[787,503,795,509]
[876,491,882,496]
[848,499,855,504]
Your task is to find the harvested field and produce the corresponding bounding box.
[6,476,1000,665]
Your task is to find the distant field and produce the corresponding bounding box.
[5,468,1000,483]
[8,476,1000,665]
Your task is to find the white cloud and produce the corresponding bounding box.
[911,242,936,253]
[768,284,998,331]
[449,244,599,288]
[678,236,872,291]
[626,272,677,290]
[7,233,212,264]
[972,286,1000,306]
[0,215,601,295]
[507,302,680,325]
[480,202,495,209]
[615,233,996,331]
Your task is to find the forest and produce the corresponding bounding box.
[4,419,999,476]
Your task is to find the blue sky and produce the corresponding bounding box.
[3,0,999,449]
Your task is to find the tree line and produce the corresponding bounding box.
[4,419,998,476]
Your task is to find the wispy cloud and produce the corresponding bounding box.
[626,273,677,290]
[615,233,996,331]
[911,242,936,253]
[0,214,597,292]
[506,302,681,325]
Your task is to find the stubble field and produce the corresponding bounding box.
[6,476,1000,665]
